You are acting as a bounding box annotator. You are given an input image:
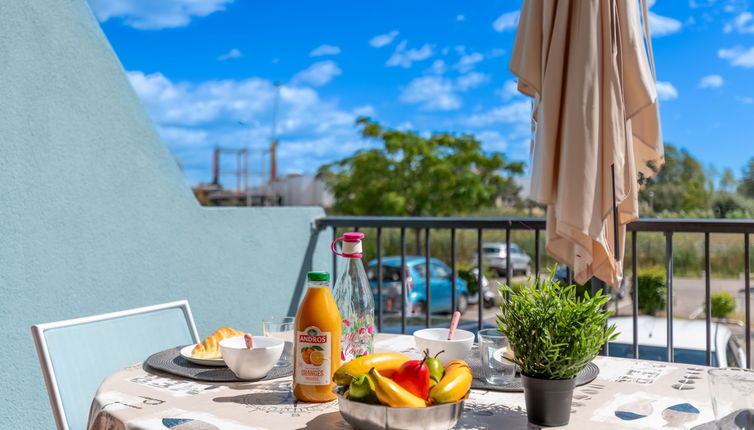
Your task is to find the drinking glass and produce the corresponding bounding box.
[708,368,754,429]
[477,329,516,385]
[262,316,295,367]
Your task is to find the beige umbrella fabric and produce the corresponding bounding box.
[510,0,664,286]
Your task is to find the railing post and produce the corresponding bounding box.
[332,227,338,285]
[665,232,674,363]
[746,233,751,369]
[400,228,407,334]
[376,227,383,333]
[632,230,638,359]
[534,229,540,278]
[477,228,483,332]
[425,228,431,328]
[451,228,457,315]
[505,227,512,294]
[704,232,712,366]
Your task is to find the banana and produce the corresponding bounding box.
[368,367,427,408]
[333,353,410,386]
[428,360,472,405]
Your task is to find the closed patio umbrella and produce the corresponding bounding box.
[510,0,664,286]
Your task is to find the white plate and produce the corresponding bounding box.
[179,344,227,367]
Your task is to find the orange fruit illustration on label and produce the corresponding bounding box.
[302,347,313,364]
[310,350,325,366]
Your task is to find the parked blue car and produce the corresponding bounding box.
[366,256,470,315]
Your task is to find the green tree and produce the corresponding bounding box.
[711,191,754,218]
[719,168,737,193]
[317,117,524,216]
[738,158,754,199]
[639,144,711,214]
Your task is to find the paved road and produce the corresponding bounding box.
[380,275,753,366]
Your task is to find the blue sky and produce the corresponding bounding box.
[87,0,754,188]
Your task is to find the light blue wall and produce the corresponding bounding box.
[0,0,331,428]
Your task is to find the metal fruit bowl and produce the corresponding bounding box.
[333,386,465,430]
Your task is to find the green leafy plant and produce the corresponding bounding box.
[634,268,666,315]
[497,270,617,380]
[711,292,736,319]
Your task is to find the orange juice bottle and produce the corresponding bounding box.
[293,271,341,402]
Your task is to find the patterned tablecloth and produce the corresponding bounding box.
[88,334,718,430]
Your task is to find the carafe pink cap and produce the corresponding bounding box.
[342,232,364,242]
[331,232,364,258]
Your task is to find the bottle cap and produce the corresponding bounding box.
[331,232,364,258]
[307,271,330,282]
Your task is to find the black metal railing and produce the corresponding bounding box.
[317,216,754,369]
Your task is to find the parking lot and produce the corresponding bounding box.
[380,274,754,366]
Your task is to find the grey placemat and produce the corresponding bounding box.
[144,346,293,382]
[467,345,599,392]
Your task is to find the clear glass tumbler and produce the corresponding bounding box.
[708,368,754,429]
[477,328,516,385]
[262,316,295,367]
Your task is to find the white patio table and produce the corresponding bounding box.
[88,333,718,429]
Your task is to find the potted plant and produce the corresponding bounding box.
[497,270,617,426]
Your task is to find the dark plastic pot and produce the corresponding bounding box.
[520,374,576,427]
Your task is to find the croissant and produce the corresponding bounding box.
[192,326,244,359]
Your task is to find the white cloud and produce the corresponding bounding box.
[724,12,754,33]
[475,130,508,152]
[498,79,521,100]
[737,96,754,104]
[718,46,754,67]
[400,76,461,111]
[455,72,490,91]
[126,71,372,184]
[456,14,465,21]
[455,52,484,73]
[492,11,520,32]
[386,41,434,68]
[426,59,448,75]
[464,100,531,126]
[656,81,679,100]
[310,44,341,57]
[87,0,233,30]
[217,48,241,61]
[292,61,342,87]
[487,48,507,58]
[648,12,682,36]
[401,73,491,111]
[689,0,718,8]
[353,105,376,117]
[369,30,399,48]
[698,74,724,88]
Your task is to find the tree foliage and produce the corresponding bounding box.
[317,117,524,216]
[639,144,712,214]
[738,158,754,199]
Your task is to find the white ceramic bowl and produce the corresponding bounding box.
[413,328,474,365]
[219,335,284,380]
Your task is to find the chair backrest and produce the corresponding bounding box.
[31,300,200,430]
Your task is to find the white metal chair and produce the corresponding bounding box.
[31,300,200,430]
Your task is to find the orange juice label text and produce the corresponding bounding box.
[295,326,331,386]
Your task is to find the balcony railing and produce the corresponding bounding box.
[317,216,753,369]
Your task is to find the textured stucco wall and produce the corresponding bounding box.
[0,1,331,428]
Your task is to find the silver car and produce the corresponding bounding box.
[475,242,532,277]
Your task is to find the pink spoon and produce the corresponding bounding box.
[244,333,253,349]
[447,311,461,340]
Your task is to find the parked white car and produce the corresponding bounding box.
[607,316,747,367]
[473,242,532,277]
